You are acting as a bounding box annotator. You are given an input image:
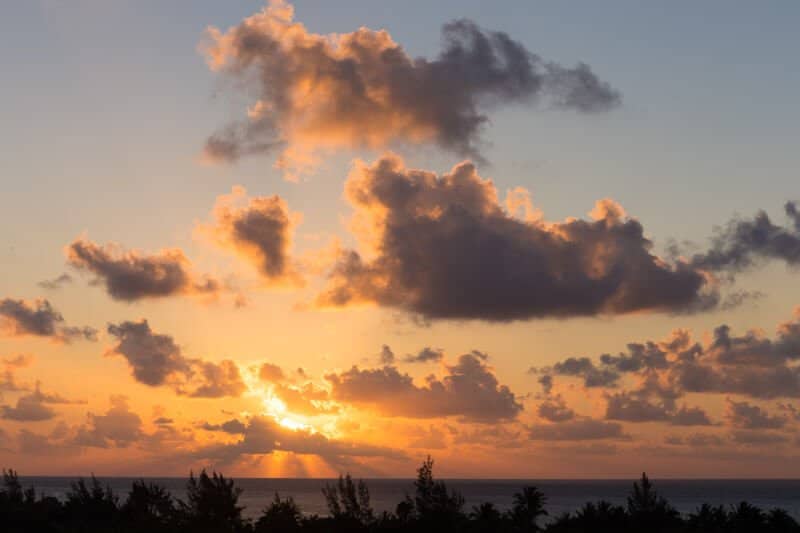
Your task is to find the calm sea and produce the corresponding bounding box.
[19,478,800,521]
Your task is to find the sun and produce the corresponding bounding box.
[263,392,310,431]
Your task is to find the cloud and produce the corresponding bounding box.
[665,433,725,448]
[37,273,73,290]
[550,357,621,388]
[200,418,247,434]
[537,396,576,422]
[403,347,444,364]
[326,351,522,422]
[539,308,800,413]
[272,382,337,416]
[1,383,83,422]
[72,396,143,448]
[316,154,717,321]
[407,425,448,450]
[604,393,711,426]
[725,400,786,429]
[691,201,800,273]
[66,239,222,301]
[258,362,287,383]
[106,320,246,398]
[529,418,627,441]
[201,1,620,178]
[201,187,303,285]
[0,297,96,342]
[378,345,395,365]
[195,415,406,465]
[729,430,790,446]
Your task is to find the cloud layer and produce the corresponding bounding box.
[316,154,717,321]
[202,1,620,177]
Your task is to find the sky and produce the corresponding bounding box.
[1,0,800,478]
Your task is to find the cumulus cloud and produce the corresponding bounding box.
[202,1,620,178]
[66,239,222,301]
[691,201,800,274]
[538,307,800,412]
[537,396,576,422]
[0,297,96,342]
[604,393,711,426]
[725,400,786,429]
[106,320,246,398]
[326,351,522,422]
[529,418,627,441]
[316,154,716,321]
[200,187,303,285]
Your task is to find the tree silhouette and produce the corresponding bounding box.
[255,493,302,533]
[509,486,548,532]
[322,474,374,526]
[180,469,246,533]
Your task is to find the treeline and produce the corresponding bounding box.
[1,457,798,533]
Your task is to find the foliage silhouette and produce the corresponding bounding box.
[0,462,798,532]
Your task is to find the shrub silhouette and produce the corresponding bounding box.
[322,473,374,526]
[0,461,798,532]
[255,493,302,533]
[120,479,177,532]
[180,469,247,533]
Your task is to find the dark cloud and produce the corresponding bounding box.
[551,357,621,388]
[202,1,620,177]
[203,187,302,285]
[37,273,73,290]
[106,320,246,398]
[537,396,575,422]
[379,345,395,365]
[529,418,627,441]
[0,298,96,342]
[200,418,248,434]
[66,239,222,301]
[604,393,711,426]
[404,347,444,364]
[725,400,786,429]
[691,201,800,273]
[316,155,716,321]
[542,308,800,402]
[326,352,522,422]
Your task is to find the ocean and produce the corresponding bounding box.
[19,477,800,521]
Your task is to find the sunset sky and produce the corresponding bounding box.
[2,1,800,479]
